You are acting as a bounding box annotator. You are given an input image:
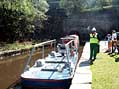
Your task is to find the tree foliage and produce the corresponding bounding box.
[0,0,49,42]
[0,0,49,20]
[60,0,113,15]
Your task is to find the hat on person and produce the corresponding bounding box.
[112,30,116,33]
[107,34,111,36]
[92,27,96,32]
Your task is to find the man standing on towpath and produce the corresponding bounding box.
[89,27,100,65]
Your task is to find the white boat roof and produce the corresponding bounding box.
[61,36,75,40]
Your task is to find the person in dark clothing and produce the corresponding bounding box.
[116,32,119,54]
[111,30,117,54]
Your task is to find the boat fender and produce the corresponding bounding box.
[36,61,43,67]
[49,52,55,58]
[58,67,62,72]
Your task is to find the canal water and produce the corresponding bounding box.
[0,46,53,89]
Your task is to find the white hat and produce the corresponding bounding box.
[112,30,116,33]
[92,27,96,32]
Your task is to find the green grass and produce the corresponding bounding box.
[0,42,33,51]
[91,53,119,89]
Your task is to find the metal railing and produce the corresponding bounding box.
[23,39,56,72]
[64,40,76,75]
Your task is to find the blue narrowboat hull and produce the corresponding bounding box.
[21,78,72,89]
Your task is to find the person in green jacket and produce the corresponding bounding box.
[89,27,100,65]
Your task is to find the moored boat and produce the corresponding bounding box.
[21,35,79,89]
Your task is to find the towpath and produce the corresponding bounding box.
[70,41,107,89]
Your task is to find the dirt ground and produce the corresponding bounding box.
[0,46,83,89]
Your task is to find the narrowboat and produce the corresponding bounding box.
[21,35,79,89]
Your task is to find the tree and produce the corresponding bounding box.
[0,0,49,42]
[60,0,113,15]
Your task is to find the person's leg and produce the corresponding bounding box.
[117,41,119,54]
[113,41,117,53]
[108,41,110,50]
[90,44,95,65]
[90,44,94,60]
[112,41,114,53]
[93,44,98,60]
[117,46,119,54]
[114,45,116,53]
[109,41,112,52]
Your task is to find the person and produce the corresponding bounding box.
[105,34,112,53]
[89,27,100,65]
[116,32,119,54]
[70,34,79,51]
[111,30,117,54]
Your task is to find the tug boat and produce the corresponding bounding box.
[21,35,79,89]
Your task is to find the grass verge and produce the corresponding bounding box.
[0,41,34,51]
[91,53,119,89]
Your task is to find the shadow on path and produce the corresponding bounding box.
[79,60,89,67]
